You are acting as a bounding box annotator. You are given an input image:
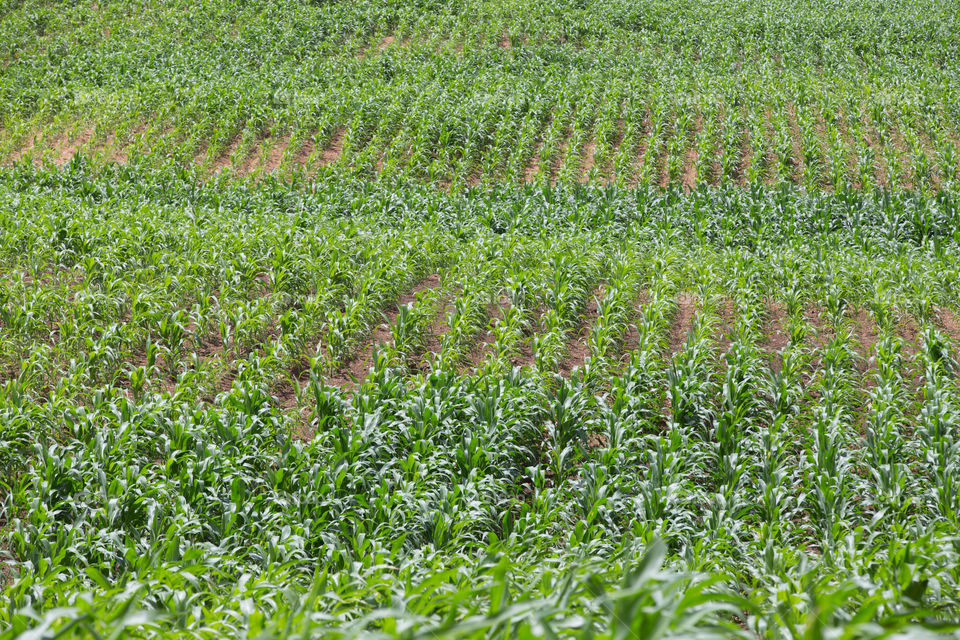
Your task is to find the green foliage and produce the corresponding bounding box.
[1,0,960,633]
[0,166,959,636]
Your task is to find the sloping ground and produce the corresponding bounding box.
[1,0,959,191]
[4,105,956,191]
[3,0,960,635]
[1,166,960,636]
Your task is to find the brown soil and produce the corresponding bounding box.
[278,275,446,405]
[604,118,626,182]
[559,334,591,377]
[916,128,942,190]
[619,323,642,359]
[8,133,35,164]
[813,110,831,190]
[737,115,752,186]
[708,106,725,186]
[656,120,672,189]
[804,304,835,350]
[715,298,738,355]
[579,136,596,182]
[627,109,651,188]
[110,133,130,165]
[558,290,602,376]
[586,432,609,449]
[347,273,445,379]
[785,103,806,184]
[836,109,860,189]
[762,109,779,186]
[343,319,393,382]
[0,544,14,589]
[467,302,504,371]
[936,307,960,345]
[862,111,888,188]
[378,35,395,50]
[895,313,921,359]
[499,32,512,49]
[192,139,210,166]
[523,114,551,182]
[212,136,242,174]
[238,139,264,176]
[548,118,573,185]
[761,300,790,372]
[262,135,290,174]
[668,293,697,357]
[888,121,915,190]
[615,290,650,359]
[524,138,543,182]
[896,313,924,398]
[416,298,456,373]
[320,127,346,167]
[850,307,879,373]
[465,171,483,189]
[48,125,95,166]
[513,338,536,368]
[293,136,315,170]
[680,115,701,192]
[290,417,315,443]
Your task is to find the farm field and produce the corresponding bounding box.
[2,0,960,638]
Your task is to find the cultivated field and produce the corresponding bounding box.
[2,0,960,637]
[2,0,959,190]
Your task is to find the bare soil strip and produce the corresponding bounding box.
[523,115,551,182]
[849,307,879,374]
[579,135,596,182]
[813,110,832,190]
[681,114,702,192]
[524,137,543,182]
[8,133,36,164]
[415,295,457,373]
[238,139,264,176]
[888,121,915,190]
[785,103,806,184]
[656,119,673,189]
[715,298,738,356]
[466,300,506,371]
[737,112,752,186]
[292,135,316,171]
[558,311,598,377]
[915,128,942,190]
[548,121,573,185]
[627,109,651,188]
[762,109,779,186]
[320,127,346,167]
[603,118,626,182]
[708,106,725,186]
[836,110,861,190]
[340,273,445,383]
[38,125,97,166]
[211,136,242,174]
[667,293,698,357]
[759,299,790,372]
[281,274,445,405]
[261,135,291,174]
[862,111,889,188]
[936,307,960,346]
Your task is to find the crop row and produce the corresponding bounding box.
[1,0,959,191]
[4,95,960,192]
[3,167,960,634]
